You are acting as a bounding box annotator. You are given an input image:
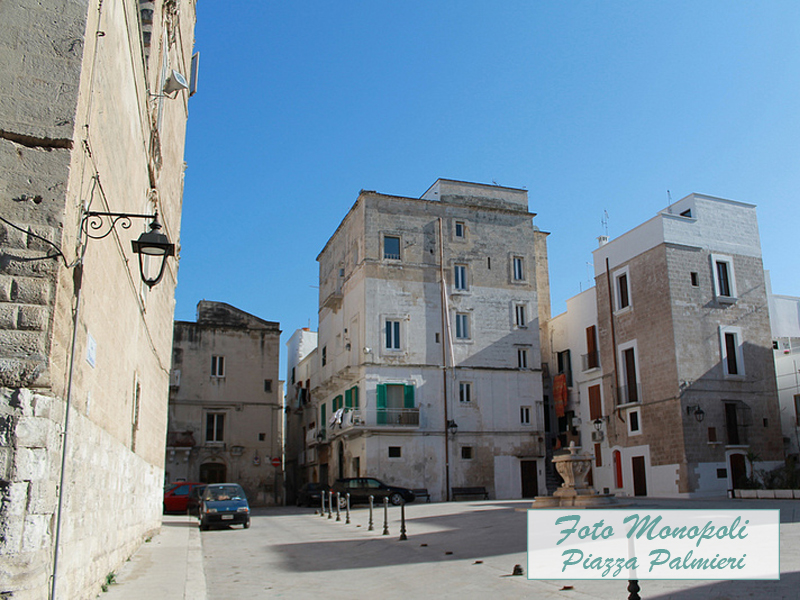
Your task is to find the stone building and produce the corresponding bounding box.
[548,193,783,497]
[766,277,800,461]
[0,1,196,597]
[166,302,282,506]
[284,327,318,503]
[309,179,550,501]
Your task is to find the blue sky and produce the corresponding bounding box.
[176,1,800,364]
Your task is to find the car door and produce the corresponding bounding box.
[362,478,386,502]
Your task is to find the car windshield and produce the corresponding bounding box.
[205,485,245,501]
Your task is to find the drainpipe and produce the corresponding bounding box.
[438,218,453,500]
[605,257,621,422]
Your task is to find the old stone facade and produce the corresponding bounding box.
[167,302,282,506]
[548,193,783,498]
[1,1,196,598]
[306,179,550,501]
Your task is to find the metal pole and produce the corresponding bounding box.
[399,501,407,541]
[335,492,341,521]
[320,489,326,517]
[345,493,350,524]
[382,497,389,535]
[368,495,374,531]
[327,491,333,519]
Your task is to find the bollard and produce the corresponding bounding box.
[345,493,351,524]
[382,497,390,535]
[627,580,640,600]
[368,495,374,531]
[399,500,407,541]
[327,491,333,519]
[335,492,341,521]
[321,490,326,517]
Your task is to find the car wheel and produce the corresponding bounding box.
[389,492,403,506]
[243,518,250,529]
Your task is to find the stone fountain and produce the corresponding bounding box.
[531,441,616,507]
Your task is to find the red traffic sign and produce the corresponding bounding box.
[271,457,281,468]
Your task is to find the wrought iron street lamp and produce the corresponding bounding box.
[686,405,705,422]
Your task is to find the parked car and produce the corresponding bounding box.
[199,483,250,530]
[332,478,415,507]
[163,482,204,513]
[296,482,331,507]
[186,484,206,517]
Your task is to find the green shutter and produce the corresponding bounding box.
[376,384,386,425]
[404,384,415,408]
[334,395,343,411]
[321,403,326,427]
[353,385,359,408]
[345,389,352,409]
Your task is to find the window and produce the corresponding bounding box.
[690,272,699,287]
[205,412,225,443]
[719,326,744,378]
[725,402,741,445]
[385,319,401,350]
[707,427,717,442]
[291,367,295,385]
[345,385,359,409]
[515,304,527,328]
[711,254,736,302]
[376,383,416,425]
[461,446,473,460]
[264,379,272,393]
[388,446,402,458]
[258,433,266,441]
[618,342,639,404]
[455,221,465,238]
[321,346,327,366]
[520,406,531,425]
[614,267,631,311]
[455,313,470,340]
[594,443,602,467]
[584,325,599,370]
[384,235,401,260]
[613,450,623,488]
[211,355,225,378]
[628,408,641,435]
[454,264,468,291]
[517,348,529,369]
[795,394,800,427]
[588,385,602,421]
[512,256,525,281]
[459,381,472,403]
[716,468,727,479]
[557,350,572,387]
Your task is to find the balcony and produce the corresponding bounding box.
[376,408,420,426]
[581,351,600,371]
[616,384,642,405]
[328,408,420,433]
[306,428,326,446]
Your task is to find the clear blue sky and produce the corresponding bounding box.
[176,1,800,369]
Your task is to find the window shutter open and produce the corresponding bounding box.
[376,384,386,424]
[404,384,415,408]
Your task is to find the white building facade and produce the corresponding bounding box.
[310,180,550,501]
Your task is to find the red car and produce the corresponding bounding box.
[163,482,204,513]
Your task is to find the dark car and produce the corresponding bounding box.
[186,484,206,517]
[332,477,415,507]
[163,482,204,513]
[199,483,250,530]
[296,482,331,507]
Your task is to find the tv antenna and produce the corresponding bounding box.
[601,210,609,237]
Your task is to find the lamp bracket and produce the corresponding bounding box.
[82,211,158,240]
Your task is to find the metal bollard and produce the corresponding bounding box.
[327,491,333,519]
[321,490,326,517]
[345,493,351,524]
[627,580,641,600]
[399,500,407,541]
[335,492,341,521]
[382,497,389,535]
[368,495,374,531]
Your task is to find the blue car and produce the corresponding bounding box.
[199,483,250,530]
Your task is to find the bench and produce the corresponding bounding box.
[451,486,489,501]
[412,488,431,502]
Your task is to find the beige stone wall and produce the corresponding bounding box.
[1,1,195,597]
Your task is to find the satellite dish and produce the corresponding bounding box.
[162,70,189,96]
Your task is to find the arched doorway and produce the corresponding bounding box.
[200,462,226,484]
[338,442,345,480]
